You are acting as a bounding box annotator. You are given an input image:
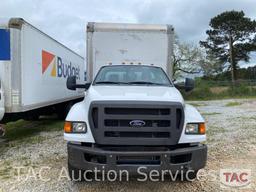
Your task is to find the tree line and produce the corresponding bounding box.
[174,10,256,83]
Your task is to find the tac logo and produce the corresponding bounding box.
[42,50,80,79]
[220,169,251,189]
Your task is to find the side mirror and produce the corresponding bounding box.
[67,76,77,90]
[174,78,194,92]
[66,76,91,91]
[184,78,195,92]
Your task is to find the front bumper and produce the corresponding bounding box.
[68,143,207,174]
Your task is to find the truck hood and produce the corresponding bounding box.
[86,85,184,104]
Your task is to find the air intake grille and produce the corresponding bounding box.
[89,101,184,145]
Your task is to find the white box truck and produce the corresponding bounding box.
[64,22,207,181]
[0,18,85,130]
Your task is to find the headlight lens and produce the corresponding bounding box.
[72,122,87,133]
[185,123,205,134]
[64,121,87,133]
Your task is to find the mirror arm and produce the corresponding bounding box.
[75,84,87,89]
[174,83,184,90]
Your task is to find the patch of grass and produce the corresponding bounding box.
[182,79,256,100]
[4,119,63,141]
[202,112,221,116]
[0,170,11,179]
[206,125,226,143]
[225,101,241,107]
[0,160,12,180]
[187,103,206,107]
[12,135,47,146]
[247,117,256,121]
[183,86,215,100]
[207,126,226,136]
[233,116,256,121]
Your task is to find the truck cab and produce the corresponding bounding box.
[64,22,207,181]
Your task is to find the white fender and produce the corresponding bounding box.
[64,97,95,143]
[178,104,206,144]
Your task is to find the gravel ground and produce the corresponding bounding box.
[0,99,255,192]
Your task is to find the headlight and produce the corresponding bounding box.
[72,122,87,133]
[64,121,87,133]
[185,123,206,134]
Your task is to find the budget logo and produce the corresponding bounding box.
[42,50,57,77]
[42,50,80,79]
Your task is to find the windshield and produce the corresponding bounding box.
[93,65,172,86]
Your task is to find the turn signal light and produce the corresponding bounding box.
[64,121,72,133]
[199,123,206,134]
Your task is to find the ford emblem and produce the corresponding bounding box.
[129,120,146,127]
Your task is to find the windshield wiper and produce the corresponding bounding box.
[128,81,166,85]
[94,81,128,85]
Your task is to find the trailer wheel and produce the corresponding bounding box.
[68,163,93,182]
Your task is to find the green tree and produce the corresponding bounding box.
[173,36,205,79]
[200,54,224,77]
[200,10,256,83]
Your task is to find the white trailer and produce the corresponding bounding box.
[0,18,85,126]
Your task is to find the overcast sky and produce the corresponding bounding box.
[1,0,256,66]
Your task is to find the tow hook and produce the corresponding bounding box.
[0,124,5,137]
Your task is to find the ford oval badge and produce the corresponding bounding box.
[129,120,146,127]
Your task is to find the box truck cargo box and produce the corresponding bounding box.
[86,22,174,82]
